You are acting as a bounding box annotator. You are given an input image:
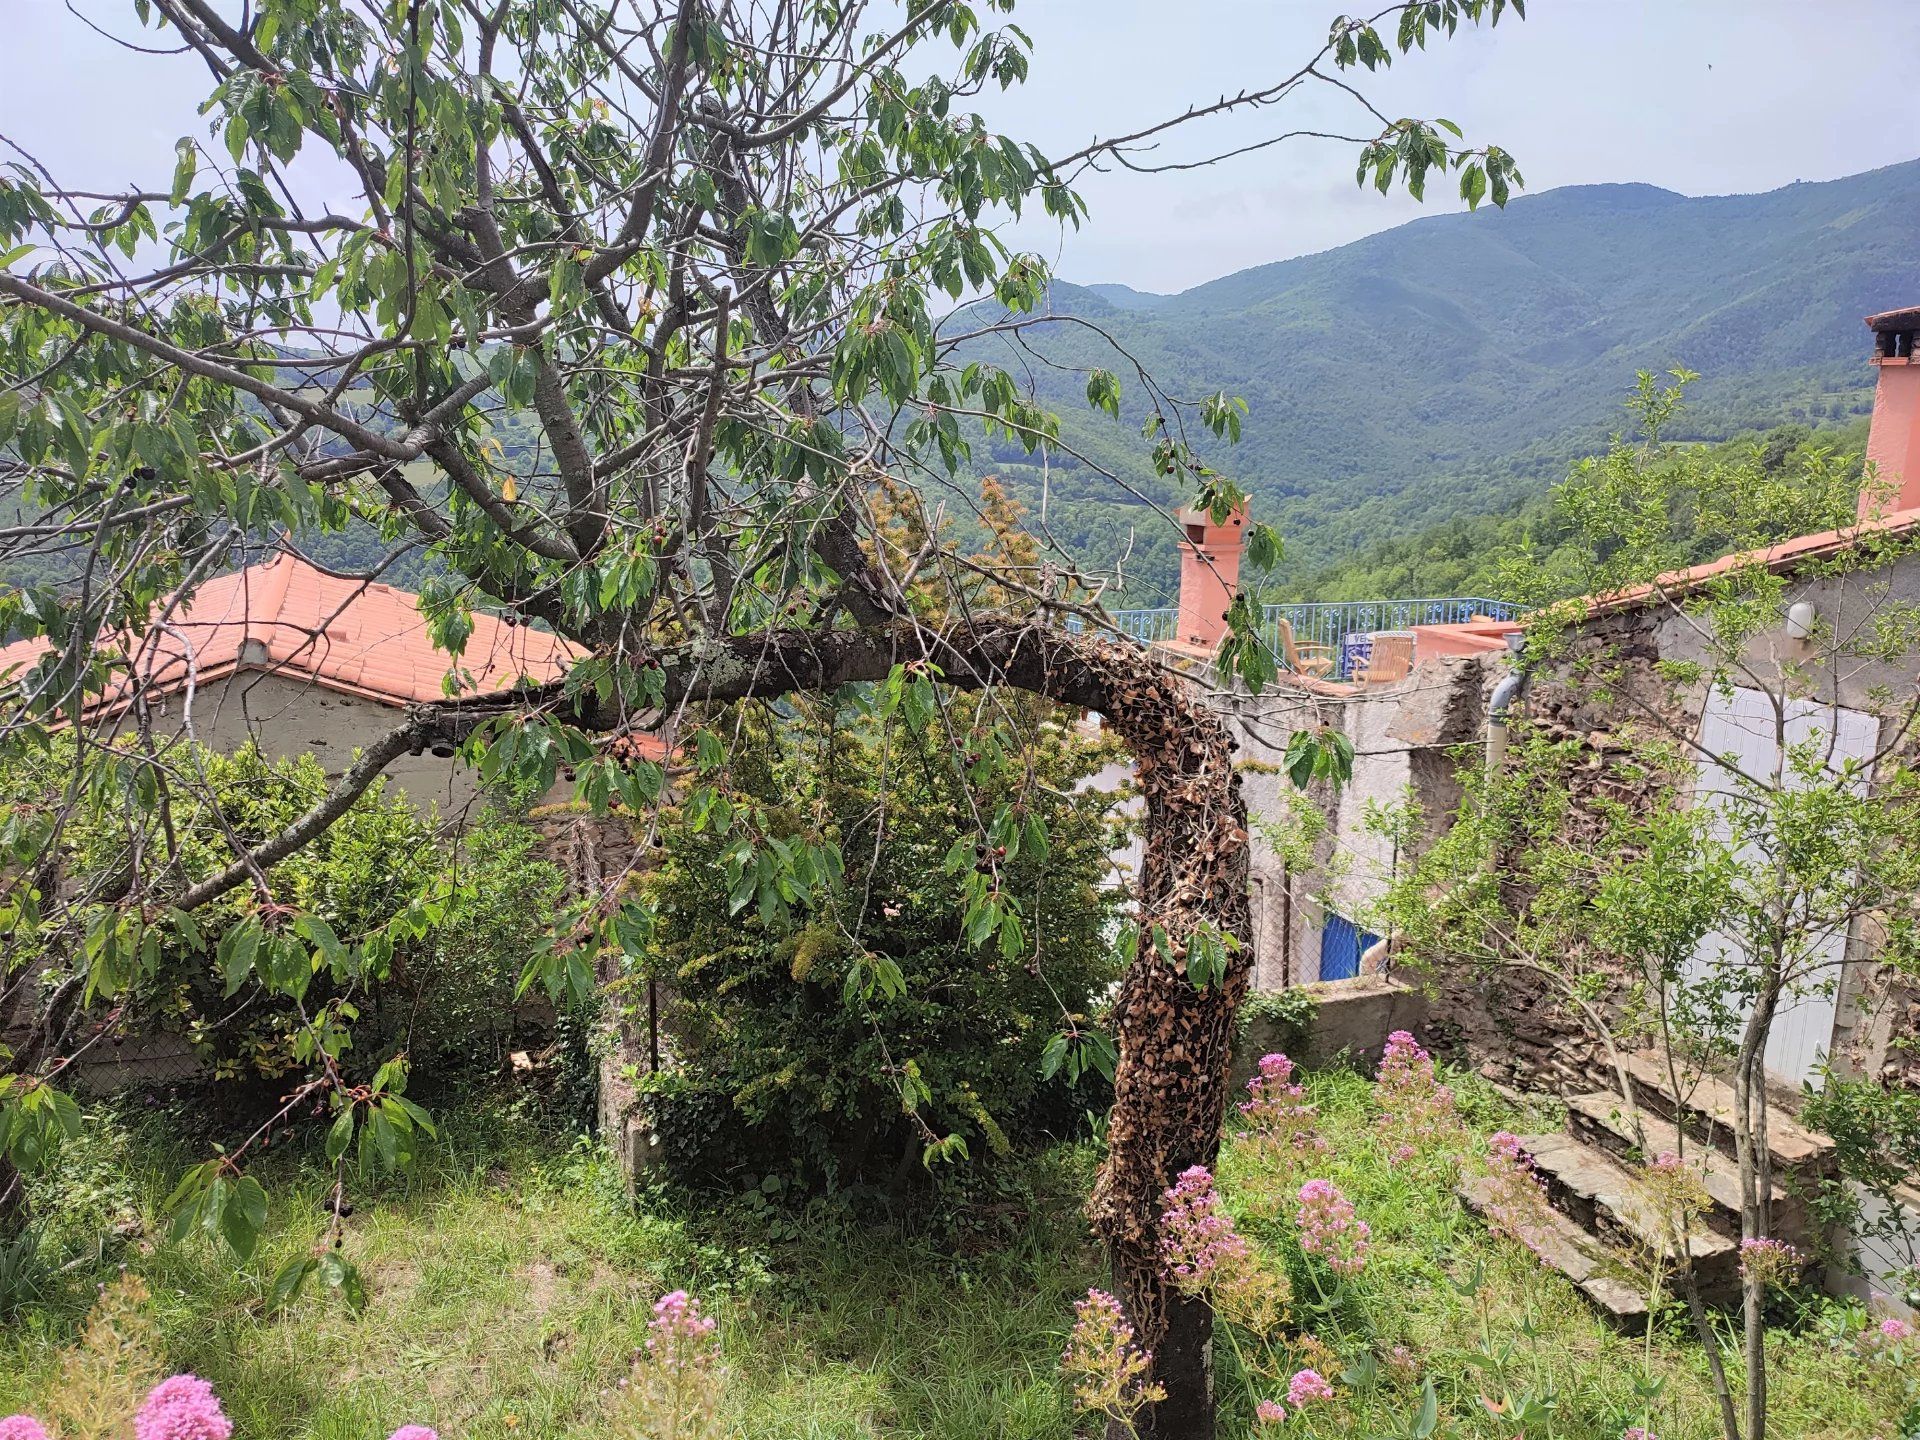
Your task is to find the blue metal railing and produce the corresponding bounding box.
[1061,608,1178,645]
[1077,596,1520,680]
[1259,598,1519,679]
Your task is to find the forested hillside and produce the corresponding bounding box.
[6,167,1912,610]
[1268,418,1870,604]
[968,160,1919,602]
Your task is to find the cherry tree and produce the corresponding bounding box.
[0,1,1522,1430]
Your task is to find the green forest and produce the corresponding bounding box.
[960,161,1917,603]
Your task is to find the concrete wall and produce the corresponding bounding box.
[124,669,491,824]
[1231,976,1429,1089]
[1212,653,1497,989]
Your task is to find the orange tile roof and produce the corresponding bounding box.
[0,551,577,717]
[1589,504,1920,615]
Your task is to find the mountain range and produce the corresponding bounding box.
[973,158,1920,603]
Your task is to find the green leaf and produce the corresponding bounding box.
[219,1174,269,1260]
[1039,1031,1069,1081]
[294,914,345,963]
[1245,521,1283,571]
[1460,160,1487,210]
[170,139,198,204]
[266,1256,317,1313]
[219,921,260,997]
[1085,369,1121,418]
[317,1251,368,1310]
[325,1107,356,1164]
[1414,1377,1440,1437]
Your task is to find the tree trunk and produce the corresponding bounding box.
[115,616,1254,1433]
[629,619,1254,1433]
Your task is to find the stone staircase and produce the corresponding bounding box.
[1459,1052,1836,1328]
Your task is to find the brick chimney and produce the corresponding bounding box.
[1862,305,1920,520]
[1173,502,1247,650]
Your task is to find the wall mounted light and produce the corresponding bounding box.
[1785,600,1817,641]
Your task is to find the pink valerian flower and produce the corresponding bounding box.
[1295,1179,1371,1276]
[1622,1428,1659,1440]
[1159,1165,1253,1294]
[1287,1368,1335,1407]
[623,1291,725,1440]
[1061,1289,1165,1424]
[134,1375,233,1440]
[1638,1151,1711,1254]
[1856,1312,1917,1372]
[1375,1032,1462,1161]
[1375,1032,1453,1114]
[646,1289,719,1371]
[1241,1053,1328,1164]
[389,1429,439,1440]
[1481,1132,1555,1263]
[1254,1398,1288,1426]
[0,1418,48,1440]
[1738,1236,1803,1287]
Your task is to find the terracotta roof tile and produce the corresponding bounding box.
[1590,504,1920,615]
[0,552,577,717]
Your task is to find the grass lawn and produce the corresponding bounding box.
[0,1069,1909,1439]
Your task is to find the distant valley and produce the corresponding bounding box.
[969,159,1920,603]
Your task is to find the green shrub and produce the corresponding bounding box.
[1,736,564,1084]
[643,696,1129,1191]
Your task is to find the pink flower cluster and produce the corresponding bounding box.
[1159,1165,1252,1294]
[1858,1313,1917,1367]
[1737,1236,1803,1287]
[1482,1131,1555,1261]
[1374,1031,1460,1161]
[1622,1428,1659,1440]
[1376,1032,1452,1113]
[1287,1368,1335,1407]
[1254,1369,1336,1426]
[646,1289,720,1372]
[1,1383,439,1440]
[1295,1179,1370,1276]
[1241,1053,1327,1164]
[134,1375,232,1440]
[1061,1288,1164,1422]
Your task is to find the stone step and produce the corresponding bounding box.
[1458,1174,1650,1329]
[1520,1133,1741,1298]
[1565,1092,1813,1246]
[1614,1052,1835,1180]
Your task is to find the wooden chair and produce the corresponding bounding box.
[1354,631,1415,685]
[1275,618,1336,678]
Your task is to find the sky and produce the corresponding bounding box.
[6,0,1919,295]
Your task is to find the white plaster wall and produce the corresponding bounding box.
[1652,552,1920,727]
[1079,755,1144,891]
[124,670,492,826]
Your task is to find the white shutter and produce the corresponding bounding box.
[1687,688,1877,1088]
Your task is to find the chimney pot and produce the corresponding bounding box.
[1172,500,1249,653]
[1861,306,1920,520]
